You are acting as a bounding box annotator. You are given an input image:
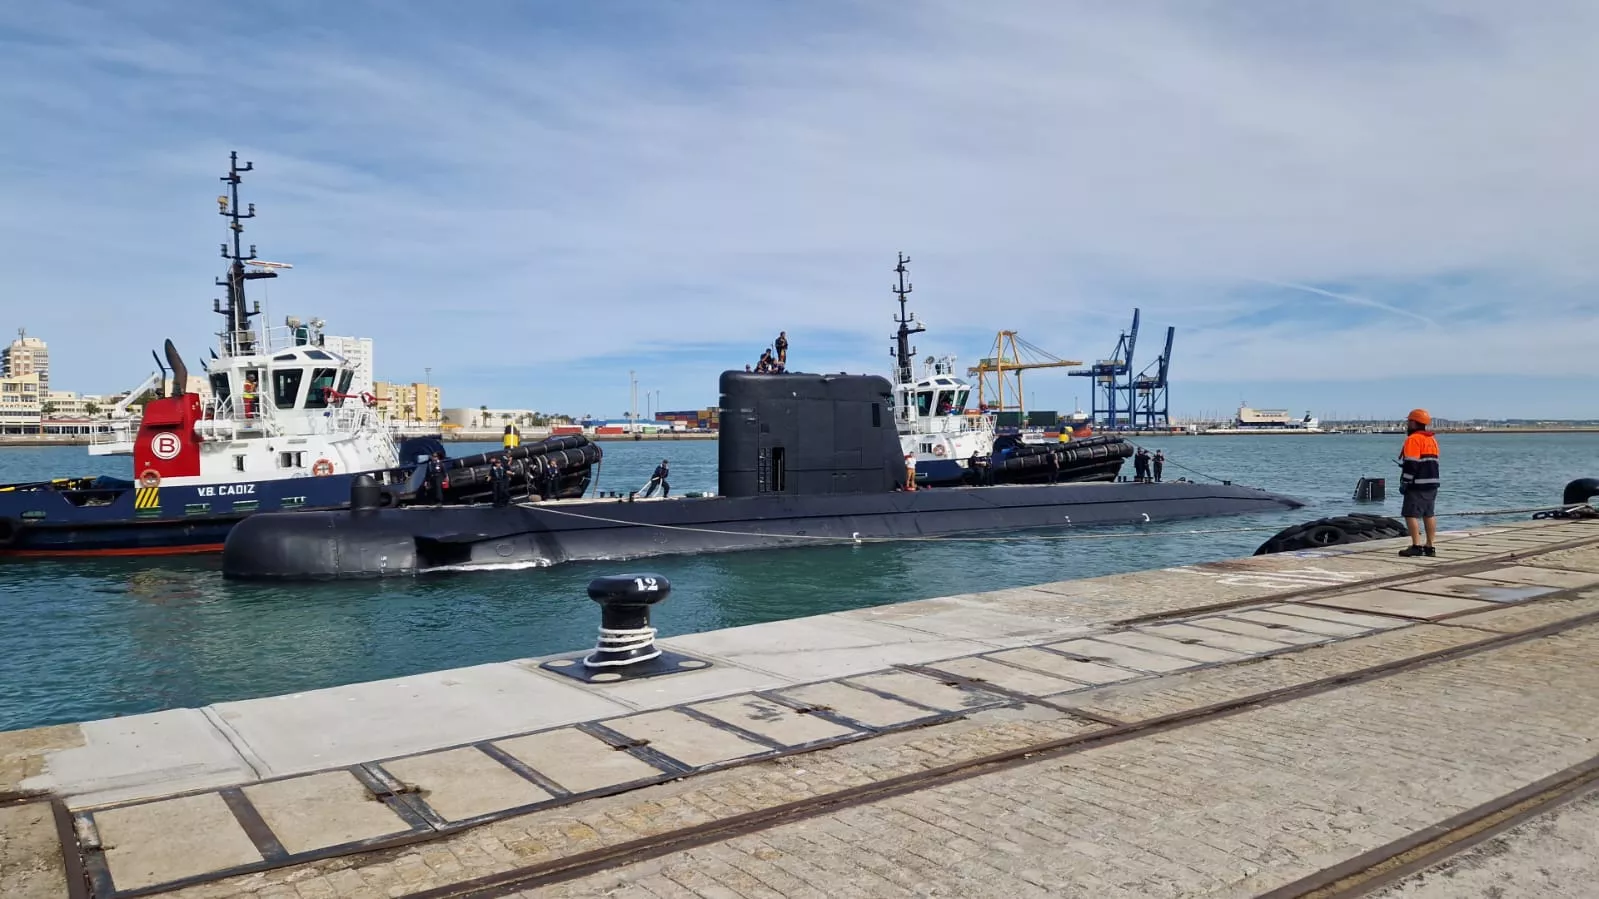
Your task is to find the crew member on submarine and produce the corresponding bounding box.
[643,459,670,497]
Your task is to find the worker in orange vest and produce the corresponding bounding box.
[1396,408,1441,557]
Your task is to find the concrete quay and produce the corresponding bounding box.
[3,517,1599,899]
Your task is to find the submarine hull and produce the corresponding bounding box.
[222,480,1305,580]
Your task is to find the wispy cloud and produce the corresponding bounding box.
[1,0,1595,418]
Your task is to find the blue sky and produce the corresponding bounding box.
[2,1,1596,420]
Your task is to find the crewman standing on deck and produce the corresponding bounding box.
[1396,408,1441,556]
[426,451,448,505]
[489,456,512,507]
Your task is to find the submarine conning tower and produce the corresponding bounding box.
[717,370,908,498]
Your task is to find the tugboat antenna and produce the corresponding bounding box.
[212,151,275,356]
[890,252,925,385]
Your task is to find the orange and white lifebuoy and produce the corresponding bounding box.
[311,458,335,477]
[139,469,161,488]
[932,444,947,457]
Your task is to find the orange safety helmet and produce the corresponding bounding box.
[1407,408,1431,427]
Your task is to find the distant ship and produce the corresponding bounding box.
[1204,404,1326,434]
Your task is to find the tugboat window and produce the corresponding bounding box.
[272,369,304,409]
[210,372,232,406]
[234,455,246,472]
[305,368,338,409]
[336,370,354,396]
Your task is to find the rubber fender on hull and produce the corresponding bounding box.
[990,441,1133,475]
[443,444,603,489]
[446,435,596,470]
[1253,513,1408,556]
[1563,478,1599,506]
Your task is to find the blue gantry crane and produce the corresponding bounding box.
[1069,308,1140,429]
[1133,325,1175,429]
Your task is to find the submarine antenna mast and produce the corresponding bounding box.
[213,151,277,357]
[890,252,925,386]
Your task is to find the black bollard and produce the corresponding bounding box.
[1563,478,1599,506]
[539,573,713,684]
[1354,477,1386,503]
[583,574,670,668]
[350,474,381,514]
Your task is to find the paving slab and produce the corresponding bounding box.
[562,659,794,710]
[1183,614,1332,645]
[982,646,1144,685]
[836,594,1089,646]
[381,746,553,823]
[601,709,772,768]
[659,614,989,682]
[0,802,68,899]
[1520,543,1599,573]
[1471,564,1599,589]
[209,662,627,779]
[844,670,1010,711]
[93,792,260,891]
[1391,576,1562,604]
[1045,637,1202,673]
[1255,603,1410,630]
[920,655,1093,696]
[1231,608,1375,637]
[241,770,412,855]
[491,728,663,794]
[1303,588,1499,620]
[1093,629,1251,663]
[774,681,941,728]
[1140,621,1297,654]
[28,709,258,808]
[688,695,860,746]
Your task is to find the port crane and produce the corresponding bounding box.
[1068,308,1140,428]
[1133,325,1175,429]
[967,332,1081,417]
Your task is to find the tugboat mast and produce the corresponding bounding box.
[213,151,275,357]
[890,252,925,386]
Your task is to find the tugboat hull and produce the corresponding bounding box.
[0,474,364,557]
[222,480,1305,580]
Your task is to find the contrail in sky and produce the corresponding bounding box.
[1248,278,1439,328]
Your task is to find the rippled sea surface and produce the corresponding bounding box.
[2,432,1595,730]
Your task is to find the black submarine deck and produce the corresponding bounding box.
[221,370,1305,580]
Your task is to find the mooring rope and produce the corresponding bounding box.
[518,500,1583,546]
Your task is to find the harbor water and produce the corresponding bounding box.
[1,433,1594,732]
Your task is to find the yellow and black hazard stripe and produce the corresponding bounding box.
[134,487,161,510]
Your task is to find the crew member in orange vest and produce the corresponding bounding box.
[1396,408,1441,557]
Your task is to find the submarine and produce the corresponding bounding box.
[221,370,1306,580]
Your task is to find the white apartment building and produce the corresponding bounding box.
[322,336,375,395]
[0,372,41,431]
[2,329,49,391]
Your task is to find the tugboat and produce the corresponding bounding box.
[887,254,1132,487]
[0,152,599,557]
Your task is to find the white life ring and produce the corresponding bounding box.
[932,445,947,457]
